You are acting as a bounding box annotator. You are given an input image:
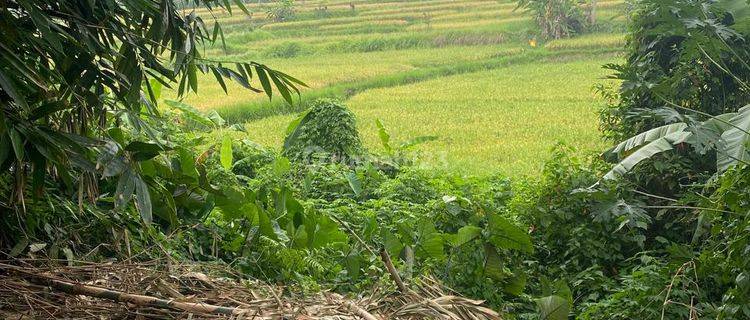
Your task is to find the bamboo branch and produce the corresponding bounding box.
[379,248,406,293]
[343,301,381,320]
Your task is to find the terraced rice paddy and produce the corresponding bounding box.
[176,0,628,176]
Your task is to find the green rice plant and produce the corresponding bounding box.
[240,57,618,176]
[544,33,625,50]
[360,1,513,17]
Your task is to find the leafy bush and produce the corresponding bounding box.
[264,42,305,58]
[600,0,750,141]
[516,0,587,39]
[282,98,364,163]
[267,0,296,22]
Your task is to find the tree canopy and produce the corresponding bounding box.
[0,0,302,212]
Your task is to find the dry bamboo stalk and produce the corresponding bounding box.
[43,276,249,316]
[343,301,381,320]
[379,248,406,293]
[0,264,253,317]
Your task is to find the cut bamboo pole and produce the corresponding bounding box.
[379,248,406,293]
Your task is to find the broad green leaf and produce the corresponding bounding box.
[416,222,445,260]
[487,215,533,254]
[420,234,445,260]
[383,230,404,257]
[178,148,198,178]
[124,141,164,153]
[608,122,687,156]
[272,156,291,176]
[220,136,233,170]
[346,171,362,196]
[718,105,750,172]
[537,295,570,320]
[207,110,226,127]
[102,155,127,178]
[115,169,135,208]
[257,208,277,240]
[449,225,482,248]
[346,252,362,279]
[604,131,690,180]
[504,273,527,296]
[307,213,347,248]
[375,119,392,153]
[484,244,504,280]
[134,176,152,224]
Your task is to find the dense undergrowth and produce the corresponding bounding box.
[3,0,750,319]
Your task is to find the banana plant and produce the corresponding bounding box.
[604,105,750,179]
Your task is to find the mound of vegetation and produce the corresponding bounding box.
[282,98,364,163]
[516,0,584,39]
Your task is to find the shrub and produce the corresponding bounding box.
[600,0,750,141]
[231,140,276,179]
[267,0,296,22]
[264,41,305,58]
[282,98,364,163]
[516,0,587,39]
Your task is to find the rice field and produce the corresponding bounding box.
[174,0,628,176]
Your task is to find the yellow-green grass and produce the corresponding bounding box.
[544,33,626,50]
[178,0,628,177]
[360,1,515,17]
[222,24,517,53]
[241,57,619,177]
[427,9,518,23]
[405,17,530,31]
[260,12,424,30]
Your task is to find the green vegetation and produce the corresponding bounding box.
[282,98,364,162]
[4,0,750,319]
[165,0,627,176]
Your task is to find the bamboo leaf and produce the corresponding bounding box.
[255,66,273,100]
[8,128,24,161]
[0,70,28,110]
[135,176,152,224]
